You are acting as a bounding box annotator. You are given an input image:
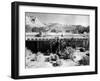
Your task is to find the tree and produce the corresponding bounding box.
[25,25,32,32]
[51,29,56,32]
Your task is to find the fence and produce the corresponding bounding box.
[26,38,89,53]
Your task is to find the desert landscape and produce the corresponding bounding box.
[25,12,90,68]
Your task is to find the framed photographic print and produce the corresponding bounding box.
[11,1,98,79]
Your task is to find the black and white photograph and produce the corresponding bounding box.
[11,2,97,79]
[25,12,90,68]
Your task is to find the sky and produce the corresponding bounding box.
[26,12,89,27]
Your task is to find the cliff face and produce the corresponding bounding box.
[26,16,45,28]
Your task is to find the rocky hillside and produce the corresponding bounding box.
[25,16,89,34]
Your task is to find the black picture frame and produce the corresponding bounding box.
[11,1,98,79]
